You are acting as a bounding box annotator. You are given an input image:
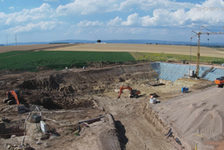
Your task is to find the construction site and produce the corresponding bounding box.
[0,48,224,150]
[1,0,224,149]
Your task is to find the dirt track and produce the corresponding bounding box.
[49,43,224,58]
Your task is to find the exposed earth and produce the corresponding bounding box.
[0,63,219,150]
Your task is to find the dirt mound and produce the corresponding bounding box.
[0,63,157,109]
[153,87,224,150]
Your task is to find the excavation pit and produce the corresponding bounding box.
[0,120,25,139]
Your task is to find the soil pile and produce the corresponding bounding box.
[153,87,224,150]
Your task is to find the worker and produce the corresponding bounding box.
[149,95,160,104]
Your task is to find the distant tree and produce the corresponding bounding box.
[97,40,101,43]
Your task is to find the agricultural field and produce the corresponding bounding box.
[0,49,224,71]
[0,51,135,71]
[0,44,72,53]
[132,52,224,64]
[49,43,224,58]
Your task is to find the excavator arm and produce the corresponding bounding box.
[5,90,20,105]
[118,86,132,98]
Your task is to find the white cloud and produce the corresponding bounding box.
[55,0,224,27]
[119,0,194,11]
[1,3,53,25]
[117,0,224,27]
[1,0,224,42]
[141,15,157,26]
[107,17,122,26]
[56,0,118,15]
[8,6,15,11]
[7,21,58,33]
[0,12,6,20]
[186,0,224,25]
[122,13,139,26]
[77,20,104,27]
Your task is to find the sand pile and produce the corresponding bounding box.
[153,87,224,150]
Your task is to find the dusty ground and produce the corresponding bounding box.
[0,63,215,150]
[49,43,224,58]
[153,86,224,150]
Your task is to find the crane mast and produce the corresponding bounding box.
[192,30,224,77]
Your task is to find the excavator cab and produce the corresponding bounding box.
[130,90,140,98]
[215,76,224,88]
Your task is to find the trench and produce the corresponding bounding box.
[16,63,157,110]
[0,120,25,139]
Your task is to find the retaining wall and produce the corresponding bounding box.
[151,62,224,82]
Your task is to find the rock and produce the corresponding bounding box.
[36,139,42,145]
[41,134,50,140]
[0,122,5,132]
[2,117,10,123]
[30,114,41,123]
[40,121,49,134]
[11,135,16,138]
[6,144,11,149]
[18,105,29,114]
[44,142,50,148]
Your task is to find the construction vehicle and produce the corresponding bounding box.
[117,86,140,98]
[215,76,224,88]
[3,90,20,105]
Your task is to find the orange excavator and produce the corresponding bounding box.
[215,76,224,88]
[117,86,140,98]
[3,90,20,105]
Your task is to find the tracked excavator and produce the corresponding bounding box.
[3,90,20,105]
[215,76,224,88]
[117,86,140,98]
[3,90,29,113]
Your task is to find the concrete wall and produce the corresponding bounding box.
[151,62,224,82]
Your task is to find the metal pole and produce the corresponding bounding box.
[196,33,200,77]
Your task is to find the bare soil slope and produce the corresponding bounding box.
[154,87,224,150]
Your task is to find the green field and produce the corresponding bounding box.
[0,51,223,71]
[132,52,224,64]
[0,51,135,71]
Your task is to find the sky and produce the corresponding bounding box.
[0,0,224,44]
